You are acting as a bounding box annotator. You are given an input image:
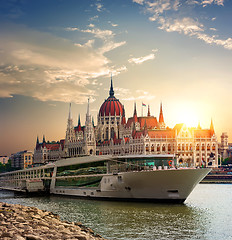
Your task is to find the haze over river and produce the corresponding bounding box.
[0,184,231,240]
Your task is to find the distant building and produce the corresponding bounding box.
[64,77,219,167]
[34,136,65,164]
[219,132,232,160]
[0,156,9,165]
[11,150,33,169]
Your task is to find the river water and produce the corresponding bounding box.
[0,184,231,240]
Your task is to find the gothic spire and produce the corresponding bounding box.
[87,98,90,117]
[43,135,46,143]
[159,102,164,123]
[210,118,215,135]
[147,105,151,117]
[78,114,81,126]
[92,116,95,127]
[36,136,39,144]
[68,103,72,120]
[77,114,82,131]
[133,102,138,122]
[109,74,114,97]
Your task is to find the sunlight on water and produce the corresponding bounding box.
[1,184,232,240]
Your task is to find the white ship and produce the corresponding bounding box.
[50,155,210,203]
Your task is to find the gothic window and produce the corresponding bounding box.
[110,127,115,139]
[186,144,189,151]
[157,145,160,152]
[146,144,149,151]
[182,144,185,151]
[151,145,154,152]
[168,144,171,152]
[106,127,109,140]
[178,144,181,151]
[196,144,199,151]
[212,144,216,150]
[162,145,166,152]
[202,144,205,151]
[207,144,210,151]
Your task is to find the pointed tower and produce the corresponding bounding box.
[143,119,148,136]
[43,135,46,143]
[197,121,201,129]
[121,105,126,125]
[109,74,114,97]
[36,136,39,145]
[210,118,215,136]
[159,102,165,129]
[84,98,96,155]
[65,103,76,156]
[92,117,95,127]
[77,114,82,132]
[147,105,151,117]
[133,102,138,123]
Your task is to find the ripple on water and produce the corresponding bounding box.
[1,184,232,240]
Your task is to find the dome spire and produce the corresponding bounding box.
[109,73,114,97]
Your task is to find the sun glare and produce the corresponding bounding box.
[177,108,199,128]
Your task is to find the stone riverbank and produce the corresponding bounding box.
[0,202,107,240]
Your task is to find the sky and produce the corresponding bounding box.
[0,0,232,156]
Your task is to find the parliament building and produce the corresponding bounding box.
[62,77,218,167]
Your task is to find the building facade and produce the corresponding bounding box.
[34,136,65,164]
[11,150,33,169]
[64,77,219,167]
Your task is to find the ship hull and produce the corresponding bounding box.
[50,168,210,203]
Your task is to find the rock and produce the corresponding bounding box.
[0,202,106,240]
[24,234,42,240]
[12,234,26,240]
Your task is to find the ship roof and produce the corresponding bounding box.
[54,155,113,167]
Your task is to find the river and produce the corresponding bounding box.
[0,184,231,240]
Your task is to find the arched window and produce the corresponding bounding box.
[207,144,210,151]
[186,144,189,151]
[162,145,166,152]
[202,144,205,151]
[151,144,154,152]
[157,145,160,152]
[182,144,185,151]
[106,127,109,140]
[168,144,171,152]
[196,144,199,151]
[178,144,181,151]
[212,144,216,150]
[110,127,115,139]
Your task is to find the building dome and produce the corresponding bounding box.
[99,78,124,117]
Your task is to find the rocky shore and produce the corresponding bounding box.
[0,202,106,240]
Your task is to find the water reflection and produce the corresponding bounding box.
[1,184,232,240]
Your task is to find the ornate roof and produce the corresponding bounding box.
[99,77,124,117]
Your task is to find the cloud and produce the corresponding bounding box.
[96,3,104,12]
[108,21,118,27]
[75,39,95,48]
[133,0,230,51]
[65,27,79,31]
[132,0,145,5]
[89,15,99,21]
[158,17,204,34]
[80,28,114,39]
[0,23,126,103]
[128,50,157,64]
